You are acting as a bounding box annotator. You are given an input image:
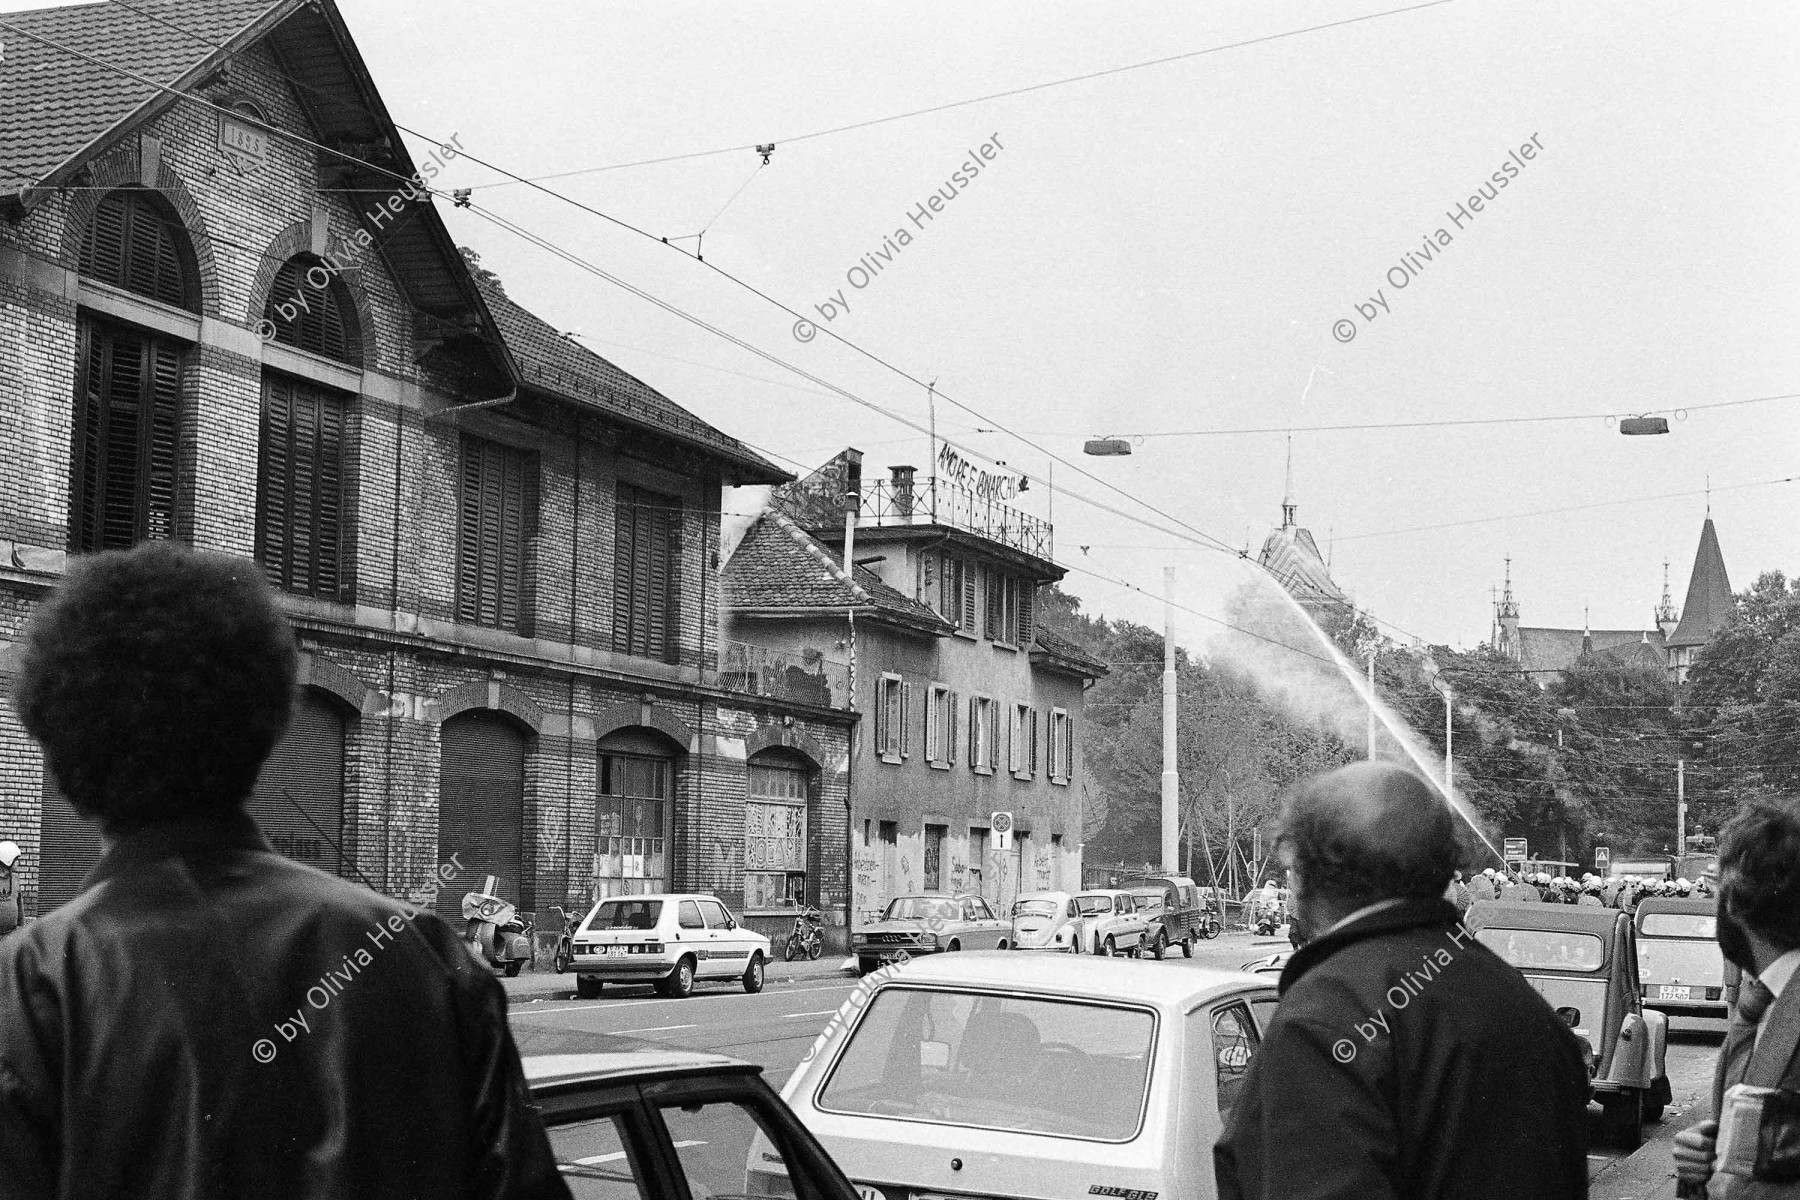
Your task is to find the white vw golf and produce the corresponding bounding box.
[568,893,770,999]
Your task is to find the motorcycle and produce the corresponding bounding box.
[783,905,825,962]
[1196,899,1223,940]
[462,879,535,977]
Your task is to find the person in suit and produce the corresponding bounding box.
[1672,795,1800,1198]
[1214,762,1590,1200]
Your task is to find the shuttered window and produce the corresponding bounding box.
[613,483,682,663]
[263,256,360,363]
[69,319,183,553]
[456,434,537,633]
[246,688,348,875]
[79,189,196,310]
[437,711,529,920]
[256,374,351,600]
[36,772,102,914]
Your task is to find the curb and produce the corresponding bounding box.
[500,959,854,1006]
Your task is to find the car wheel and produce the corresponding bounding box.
[504,959,523,978]
[996,939,1009,951]
[1182,935,1195,959]
[743,953,766,994]
[857,956,878,976]
[946,940,961,952]
[575,976,603,999]
[666,956,696,999]
[1103,936,1117,957]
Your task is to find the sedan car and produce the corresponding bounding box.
[1466,901,1670,1148]
[569,894,770,999]
[1072,889,1150,956]
[852,893,1009,974]
[780,953,1279,1200]
[1011,890,1084,952]
[528,1051,859,1200]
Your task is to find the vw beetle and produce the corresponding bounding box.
[1009,890,1084,952]
[1466,901,1670,1147]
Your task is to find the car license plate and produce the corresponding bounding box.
[1658,985,1693,1001]
[606,945,629,958]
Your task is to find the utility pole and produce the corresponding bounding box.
[1676,759,1687,858]
[1367,650,1377,758]
[1162,566,1180,874]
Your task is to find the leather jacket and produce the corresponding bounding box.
[0,811,571,1200]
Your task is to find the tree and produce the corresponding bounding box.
[1685,570,1800,813]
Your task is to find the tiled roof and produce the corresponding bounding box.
[723,512,951,633]
[1030,626,1108,678]
[1667,518,1734,648]
[1258,523,1349,609]
[1589,636,1667,673]
[0,0,282,196]
[1517,627,1666,677]
[476,279,787,485]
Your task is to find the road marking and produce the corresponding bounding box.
[612,1024,698,1035]
[785,1010,841,1018]
[514,981,857,1018]
[576,1140,704,1166]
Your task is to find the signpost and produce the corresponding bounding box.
[1594,846,1610,873]
[990,811,1014,852]
[1503,837,1528,873]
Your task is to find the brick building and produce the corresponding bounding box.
[0,0,853,947]
[724,450,1105,928]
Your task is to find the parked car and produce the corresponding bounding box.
[1071,889,1151,956]
[779,953,1279,1200]
[568,894,769,999]
[1119,874,1220,954]
[1123,887,1174,958]
[1466,901,1670,1148]
[1239,949,1291,977]
[853,893,1009,974]
[1635,895,1736,1018]
[528,1050,859,1200]
[1010,890,1084,952]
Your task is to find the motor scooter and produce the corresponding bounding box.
[1254,898,1284,937]
[544,905,577,974]
[462,875,534,977]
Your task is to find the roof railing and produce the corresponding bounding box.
[858,477,1053,561]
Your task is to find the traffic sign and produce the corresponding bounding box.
[990,811,1014,852]
[1594,846,1610,872]
[1503,837,1528,861]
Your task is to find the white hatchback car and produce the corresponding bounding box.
[569,893,770,999]
[777,953,1278,1200]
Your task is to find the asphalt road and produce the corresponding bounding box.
[512,937,1725,1198]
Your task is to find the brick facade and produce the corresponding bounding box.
[0,14,851,953]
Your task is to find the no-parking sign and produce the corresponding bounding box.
[991,811,1014,852]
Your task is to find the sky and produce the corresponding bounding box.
[11,0,1798,651]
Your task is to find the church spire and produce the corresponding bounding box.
[1280,434,1296,529]
[1655,558,1680,639]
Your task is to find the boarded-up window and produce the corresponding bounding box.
[456,434,537,633]
[79,189,195,310]
[263,256,360,363]
[256,374,350,600]
[246,688,347,875]
[437,711,529,920]
[746,756,809,908]
[613,484,682,662]
[69,319,182,553]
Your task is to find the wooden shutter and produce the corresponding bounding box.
[900,683,912,758]
[961,565,977,633]
[1019,584,1036,646]
[247,689,347,876]
[983,568,1000,639]
[458,436,536,632]
[968,697,980,768]
[1030,708,1040,776]
[80,191,194,310]
[614,484,681,661]
[256,375,349,599]
[990,703,1001,770]
[265,258,356,363]
[437,712,528,920]
[947,691,959,764]
[71,321,184,553]
[1065,716,1075,778]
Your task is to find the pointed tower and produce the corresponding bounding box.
[1666,516,1734,683]
[1258,437,1350,621]
[1582,604,1592,655]
[1654,559,1680,640]
[1495,556,1521,659]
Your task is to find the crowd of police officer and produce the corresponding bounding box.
[1443,865,1709,914]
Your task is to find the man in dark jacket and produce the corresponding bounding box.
[1215,762,1591,1200]
[0,544,570,1200]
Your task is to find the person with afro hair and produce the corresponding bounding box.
[0,543,570,1200]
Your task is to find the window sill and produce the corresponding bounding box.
[973,765,994,776]
[928,760,952,771]
[991,641,1019,653]
[1050,776,1070,787]
[952,629,979,641]
[879,753,903,766]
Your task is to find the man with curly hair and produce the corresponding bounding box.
[0,544,570,1200]
[1214,761,1590,1200]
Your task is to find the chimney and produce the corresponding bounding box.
[890,465,915,519]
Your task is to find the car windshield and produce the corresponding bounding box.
[1074,895,1113,915]
[1013,898,1061,918]
[884,898,959,923]
[1641,913,1716,939]
[1476,928,1606,971]
[1133,894,1164,912]
[818,986,1156,1142]
[583,899,662,931]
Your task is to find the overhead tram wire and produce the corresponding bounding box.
[465,0,1460,186]
[17,5,1442,650]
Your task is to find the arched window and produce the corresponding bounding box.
[78,188,198,311]
[597,729,676,898]
[263,255,361,363]
[247,687,350,875]
[746,749,812,908]
[438,711,529,920]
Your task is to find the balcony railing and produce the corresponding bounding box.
[720,641,850,710]
[859,477,1053,561]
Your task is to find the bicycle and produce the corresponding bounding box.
[783,905,825,962]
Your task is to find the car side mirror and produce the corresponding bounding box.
[1556,1006,1581,1027]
